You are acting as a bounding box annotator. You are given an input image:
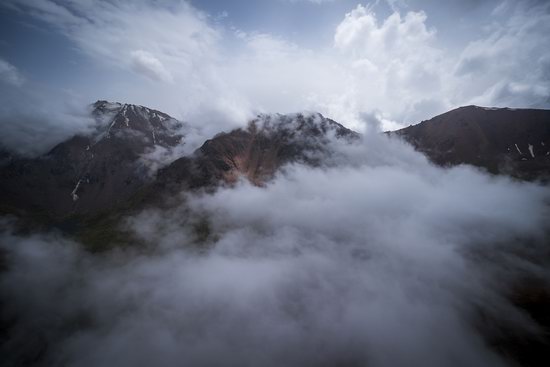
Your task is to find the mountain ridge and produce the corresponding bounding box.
[1,102,549,237]
[395,105,550,180]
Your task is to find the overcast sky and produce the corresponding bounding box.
[0,0,549,134]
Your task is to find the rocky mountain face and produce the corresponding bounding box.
[155,112,359,192]
[1,102,549,227]
[0,101,184,220]
[394,106,550,180]
[0,106,357,227]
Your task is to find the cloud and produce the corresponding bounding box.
[284,0,338,3]
[0,0,248,153]
[454,1,550,108]
[130,50,174,83]
[334,5,435,53]
[0,84,96,157]
[331,5,447,127]
[3,1,220,85]
[1,0,549,148]
[1,132,549,366]
[0,58,24,86]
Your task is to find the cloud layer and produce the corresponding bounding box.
[2,133,549,366]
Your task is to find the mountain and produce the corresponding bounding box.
[155,112,359,193]
[0,107,358,239]
[1,102,549,233]
[394,106,550,180]
[0,101,185,220]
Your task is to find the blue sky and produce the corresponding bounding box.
[1,0,549,155]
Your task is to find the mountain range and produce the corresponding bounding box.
[1,102,549,241]
[1,101,550,367]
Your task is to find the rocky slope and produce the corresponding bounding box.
[394,106,550,180]
[1,102,549,227]
[155,112,359,192]
[0,101,185,219]
[0,107,359,235]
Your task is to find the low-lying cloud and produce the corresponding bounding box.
[0,85,97,157]
[1,133,549,366]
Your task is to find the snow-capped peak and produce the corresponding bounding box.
[91,100,185,148]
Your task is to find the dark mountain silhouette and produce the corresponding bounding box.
[2,103,549,228]
[0,101,184,220]
[394,106,550,180]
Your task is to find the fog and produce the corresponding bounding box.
[1,133,550,366]
[0,85,97,157]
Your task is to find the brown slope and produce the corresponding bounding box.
[154,112,359,193]
[394,106,550,180]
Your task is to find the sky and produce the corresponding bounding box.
[0,0,549,149]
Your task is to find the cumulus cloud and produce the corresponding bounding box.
[2,133,549,366]
[331,5,448,127]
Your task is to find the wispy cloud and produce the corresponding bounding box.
[1,0,549,145]
[0,58,24,86]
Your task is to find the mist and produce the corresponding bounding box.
[2,133,549,367]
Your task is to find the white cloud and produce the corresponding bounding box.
[2,133,549,366]
[3,1,219,81]
[2,0,549,140]
[284,0,338,3]
[0,58,24,86]
[130,50,174,83]
[454,1,550,108]
[331,5,448,128]
[334,5,435,54]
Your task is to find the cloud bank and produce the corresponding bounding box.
[1,133,549,366]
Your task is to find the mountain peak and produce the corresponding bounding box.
[90,100,184,147]
[249,111,357,141]
[396,105,550,179]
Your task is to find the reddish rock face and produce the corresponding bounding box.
[199,112,358,184]
[155,112,359,190]
[394,106,550,180]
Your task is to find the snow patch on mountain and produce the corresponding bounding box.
[71,179,82,201]
[528,144,535,158]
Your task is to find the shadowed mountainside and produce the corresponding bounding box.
[0,101,185,220]
[394,106,550,180]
